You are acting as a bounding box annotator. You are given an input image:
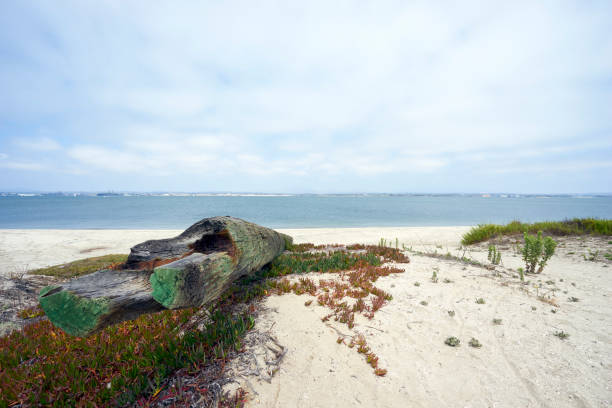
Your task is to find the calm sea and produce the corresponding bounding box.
[0,195,610,229]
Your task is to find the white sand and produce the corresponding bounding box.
[1,227,610,407]
[0,229,181,275]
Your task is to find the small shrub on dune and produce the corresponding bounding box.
[522,231,557,274]
[488,245,502,265]
[445,337,460,347]
[554,330,570,340]
[468,338,482,348]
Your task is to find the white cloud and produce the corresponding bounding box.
[1,1,611,191]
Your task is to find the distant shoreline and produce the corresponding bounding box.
[2,192,611,197]
[1,195,610,230]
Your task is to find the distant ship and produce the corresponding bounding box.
[96,192,122,197]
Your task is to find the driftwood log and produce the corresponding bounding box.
[39,216,292,337]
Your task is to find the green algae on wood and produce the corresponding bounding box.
[39,269,165,337]
[151,252,235,309]
[40,216,291,336]
[39,286,110,337]
[149,217,289,309]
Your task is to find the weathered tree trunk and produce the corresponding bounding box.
[39,216,292,337]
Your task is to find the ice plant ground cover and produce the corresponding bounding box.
[0,243,408,406]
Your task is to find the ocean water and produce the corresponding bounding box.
[0,194,610,229]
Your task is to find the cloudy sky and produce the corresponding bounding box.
[1,1,611,193]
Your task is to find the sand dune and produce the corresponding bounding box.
[0,228,610,407]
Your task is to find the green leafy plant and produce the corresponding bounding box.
[431,267,439,283]
[522,231,557,274]
[487,245,502,265]
[517,267,525,281]
[420,300,428,306]
[475,298,485,304]
[448,310,455,317]
[584,249,599,261]
[468,338,482,348]
[553,330,569,340]
[444,337,460,347]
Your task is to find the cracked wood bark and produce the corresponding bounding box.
[39,216,292,337]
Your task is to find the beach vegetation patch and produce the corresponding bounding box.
[1,243,408,405]
[461,218,612,245]
[444,336,460,347]
[468,338,482,348]
[29,254,128,278]
[0,307,253,406]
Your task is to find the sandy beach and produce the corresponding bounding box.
[0,226,471,276]
[1,227,610,407]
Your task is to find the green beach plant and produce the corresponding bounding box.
[553,330,569,340]
[461,218,612,245]
[444,336,460,347]
[487,245,502,265]
[468,338,482,348]
[431,267,439,283]
[584,249,599,261]
[522,231,557,274]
